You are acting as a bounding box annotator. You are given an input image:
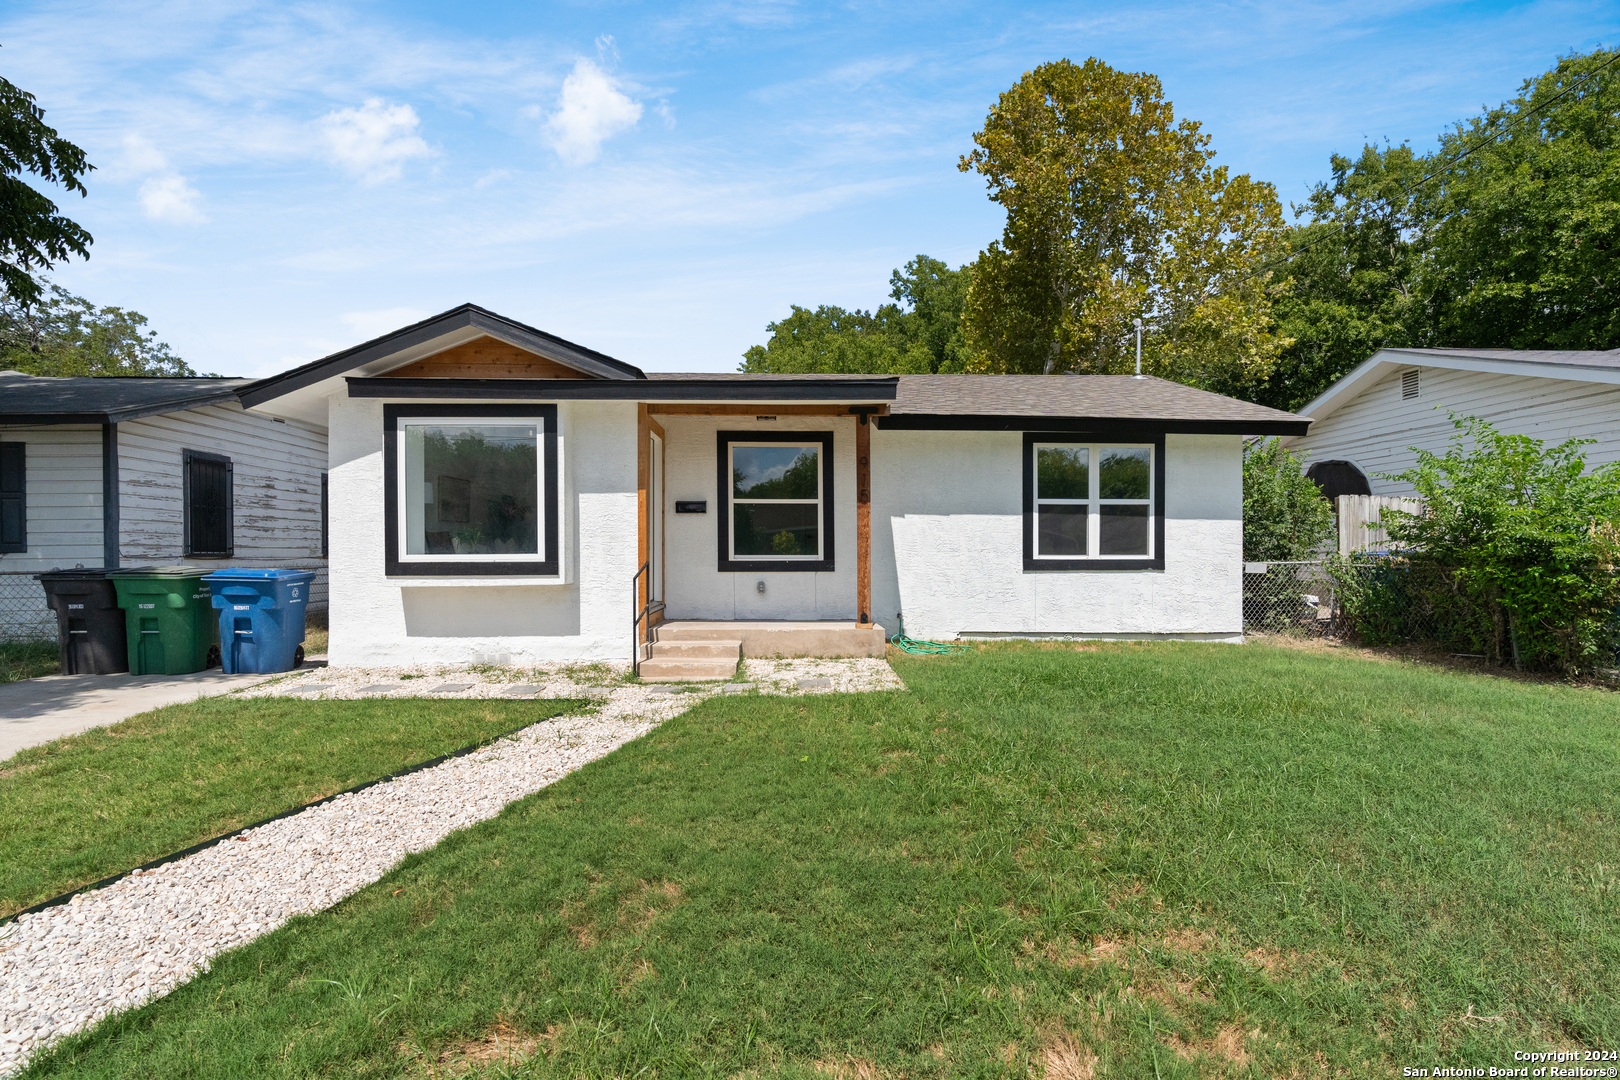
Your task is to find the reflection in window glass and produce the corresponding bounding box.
[1038,504,1087,556]
[1099,504,1149,555]
[731,444,820,559]
[1100,448,1150,499]
[1037,447,1088,499]
[404,423,539,556]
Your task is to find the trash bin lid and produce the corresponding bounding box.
[36,567,117,579]
[202,568,317,580]
[107,565,213,578]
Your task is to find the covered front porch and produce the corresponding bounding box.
[632,400,887,676]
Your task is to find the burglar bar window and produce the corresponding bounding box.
[183,449,234,557]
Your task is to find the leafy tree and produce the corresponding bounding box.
[1259,47,1620,411]
[740,255,972,374]
[0,284,200,376]
[1242,439,1335,561]
[1,73,93,306]
[1377,416,1620,674]
[957,58,1290,389]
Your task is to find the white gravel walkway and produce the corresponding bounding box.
[0,658,903,1076]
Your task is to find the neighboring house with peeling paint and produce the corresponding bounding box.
[237,305,1306,671]
[0,372,328,635]
[1282,347,1620,502]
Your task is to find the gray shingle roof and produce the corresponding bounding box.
[890,374,1302,423]
[0,372,252,424]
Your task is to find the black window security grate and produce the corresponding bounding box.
[184,450,233,557]
[0,442,24,554]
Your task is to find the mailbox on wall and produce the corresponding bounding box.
[675,501,707,514]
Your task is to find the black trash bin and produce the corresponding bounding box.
[37,567,130,675]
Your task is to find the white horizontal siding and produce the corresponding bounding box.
[118,404,328,570]
[1288,366,1620,497]
[0,425,103,573]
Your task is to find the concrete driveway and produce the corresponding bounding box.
[0,669,278,763]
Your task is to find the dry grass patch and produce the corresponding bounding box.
[1167,1023,1253,1068]
[562,877,683,949]
[423,1018,548,1077]
[812,1054,889,1079]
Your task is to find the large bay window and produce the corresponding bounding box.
[384,404,558,576]
[1022,432,1164,571]
[716,430,834,572]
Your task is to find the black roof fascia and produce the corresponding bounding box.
[239,304,646,409]
[345,376,900,402]
[878,414,1311,436]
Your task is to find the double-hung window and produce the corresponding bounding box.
[384,404,558,576]
[1023,433,1163,570]
[716,431,834,572]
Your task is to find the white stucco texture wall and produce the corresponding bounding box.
[327,396,637,666]
[871,430,1242,640]
[659,415,858,621]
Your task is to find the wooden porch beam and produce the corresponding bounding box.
[636,404,650,647]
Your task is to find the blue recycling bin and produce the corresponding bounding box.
[203,569,316,674]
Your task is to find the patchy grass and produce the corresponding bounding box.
[0,696,581,917]
[24,641,1620,1076]
[0,639,59,683]
[303,608,329,658]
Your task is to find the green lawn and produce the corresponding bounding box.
[0,695,581,917]
[24,642,1620,1078]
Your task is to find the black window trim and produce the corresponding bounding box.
[1023,430,1165,572]
[0,441,25,554]
[320,471,329,558]
[383,403,559,577]
[715,430,835,573]
[182,448,234,558]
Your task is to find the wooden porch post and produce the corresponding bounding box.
[636,404,650,647]
[856,414,871,627]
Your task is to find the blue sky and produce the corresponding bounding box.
[2,0,1615,377]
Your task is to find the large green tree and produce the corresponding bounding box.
[1,73,93,306]
[957,58,1290,389]
[1258,47,1620,412]
[740,255,972,374]
[0,284,199,376]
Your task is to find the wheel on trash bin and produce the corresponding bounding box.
[206,643,221,669]
[293,645,305,669]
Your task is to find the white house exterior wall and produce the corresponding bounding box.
[326,395,637,667]
[660,415,858,621]
[1286,366,1620,497]
[871,430,1243,641]
[117,404,328,567]
[0,425,103,573]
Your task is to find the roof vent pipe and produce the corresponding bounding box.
[1132,318,1146,379]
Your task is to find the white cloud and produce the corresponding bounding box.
[340,307,431,340]
[138,174,207,223]
[121,134,207,223]
[319,98,433,183]
[543,59,642,166]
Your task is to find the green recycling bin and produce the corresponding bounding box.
[109,567,220,675]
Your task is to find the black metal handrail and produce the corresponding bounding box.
[631,561,665,677]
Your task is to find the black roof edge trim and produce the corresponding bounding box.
[0,388,248,427]
[345,377,899,402]
[878,414,1311,436]
[0,413,114,426]
[239,303,646,409]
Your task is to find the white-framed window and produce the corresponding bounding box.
[1029,440,1157,562]
[728,441,823,560]
[384,404,558,577]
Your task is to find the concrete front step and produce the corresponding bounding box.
[656,620,887,658]
[636,656,740,682]
[649,639,742,659]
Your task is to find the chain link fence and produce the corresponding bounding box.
[1242,559,1450,644]
[0,565,329,644]
[1241,561,1341,637]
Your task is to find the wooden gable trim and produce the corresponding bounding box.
[378,336,597,380]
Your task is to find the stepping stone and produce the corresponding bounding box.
[357,684,404,694]
[427,683,473,694]
[796,677,833,690]
[642,684,677,694]
[718,682,758,694]
[500,685,544,697]
[284,684,327,694]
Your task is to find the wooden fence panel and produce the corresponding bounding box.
[1337,495,1422,554]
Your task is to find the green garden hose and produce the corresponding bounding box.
[889,614,971,655]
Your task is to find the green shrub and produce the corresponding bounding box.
[1339,417,1620,674]
[1242,439,1335,561]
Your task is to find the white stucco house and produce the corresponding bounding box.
[239,305,1306,674]
[1282,346,1620,501]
